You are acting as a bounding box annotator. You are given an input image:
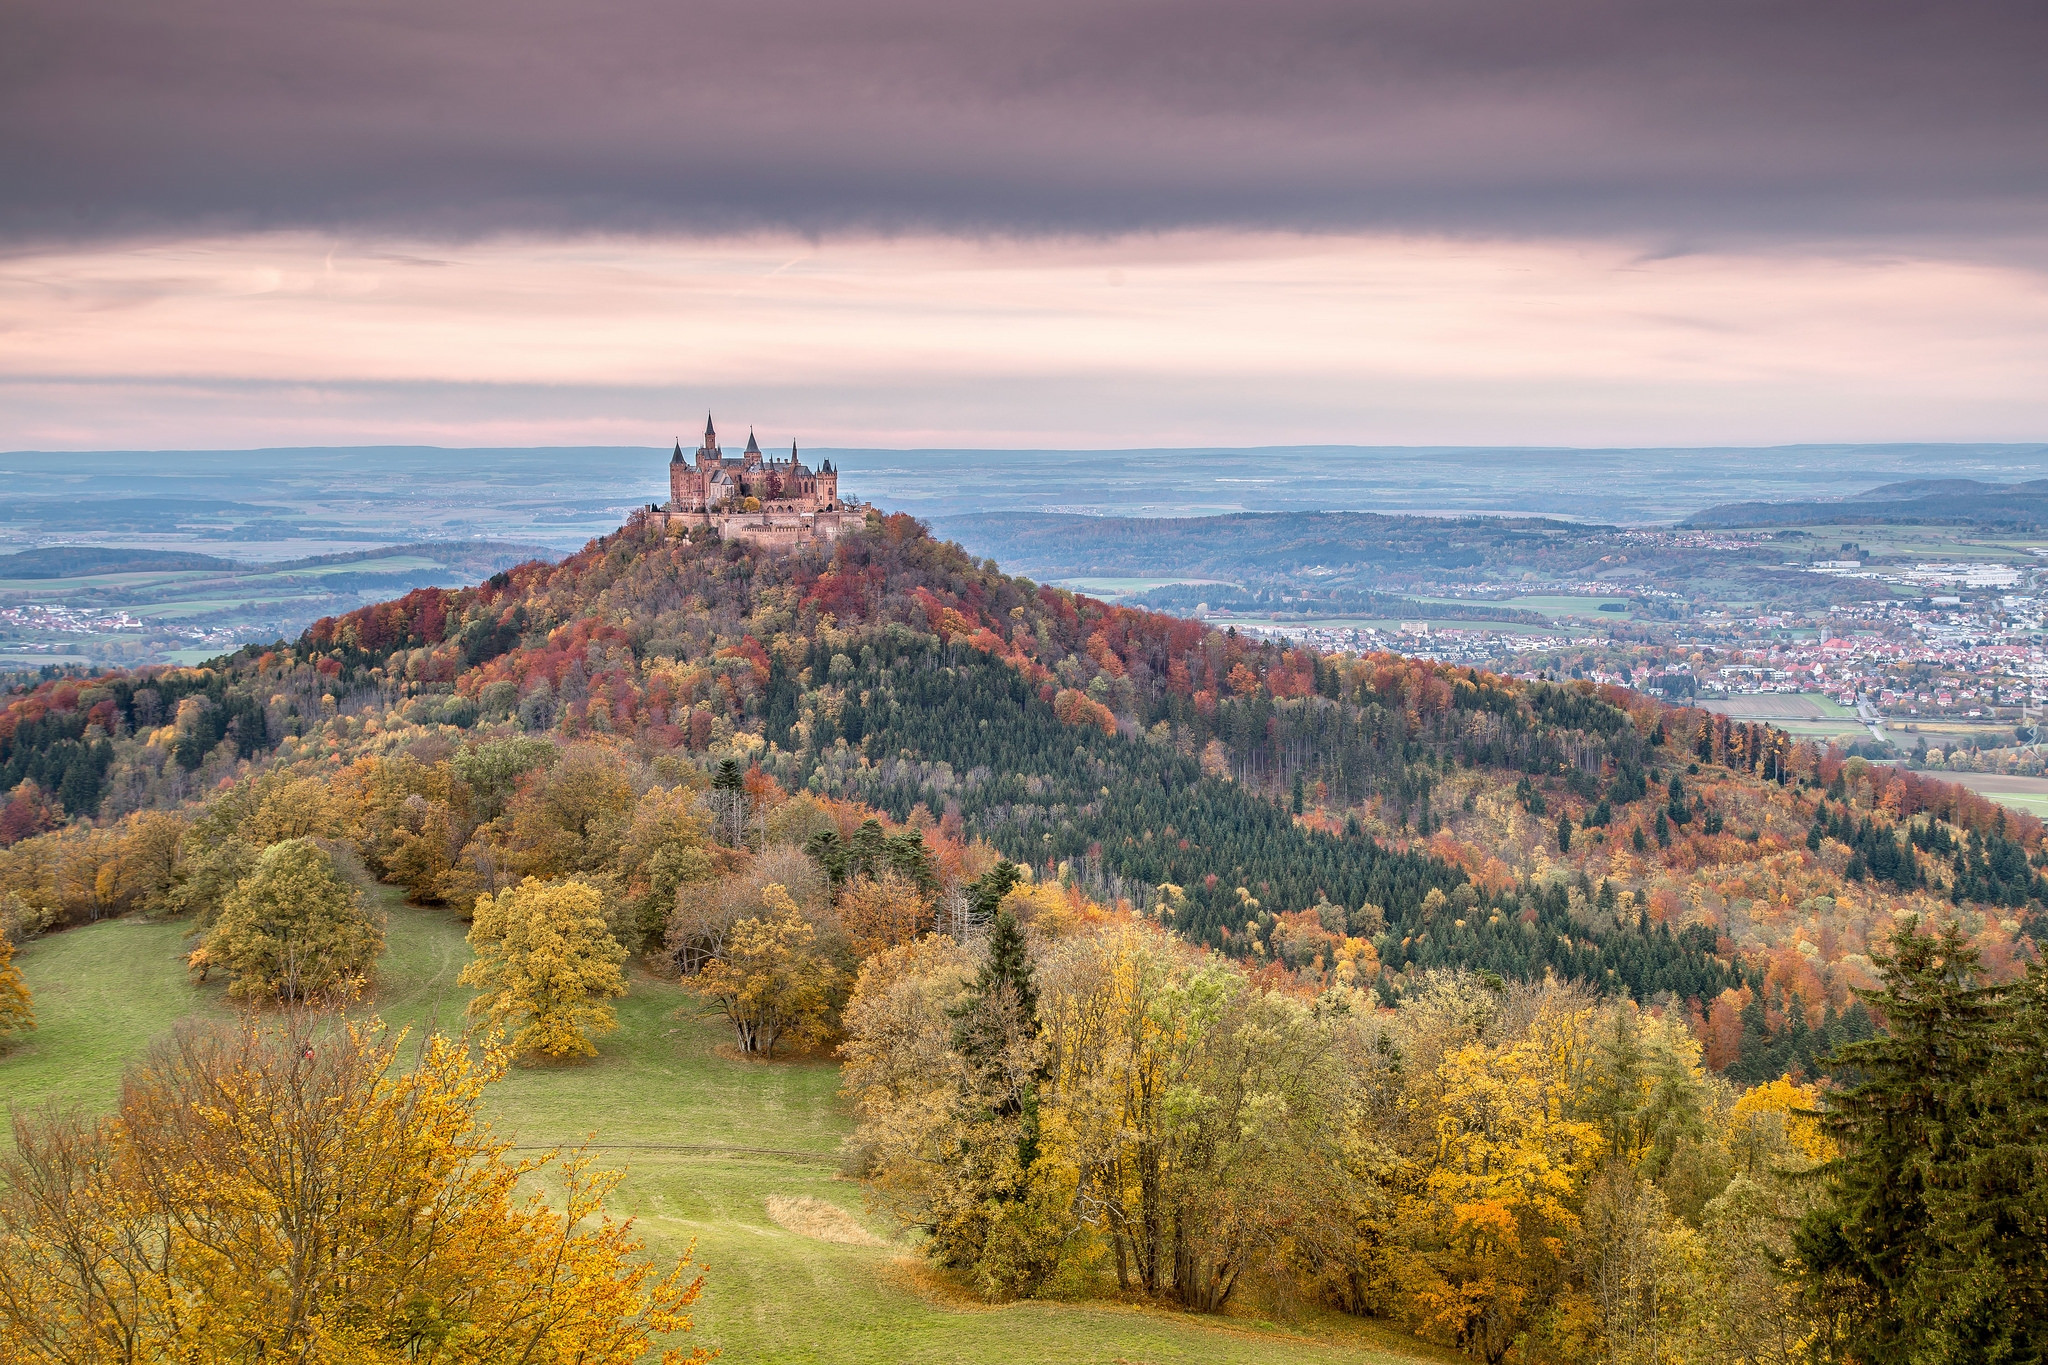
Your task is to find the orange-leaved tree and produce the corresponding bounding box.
[0,930,31,1042]
[0,1013,709,1364]
[692,884,837,1057]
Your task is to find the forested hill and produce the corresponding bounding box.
[5,511,2043,1040]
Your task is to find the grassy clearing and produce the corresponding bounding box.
[4,892,1449,1365]
[1413,594,1633,621]
[1220,616,1579,637]
[1702,693,1857,722]
[1046,576,1237,599]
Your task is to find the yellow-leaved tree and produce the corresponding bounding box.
[461,876,628,1059]
[196,836,386,1002]
[691,884,837,1057]
[0,931,31,1043]
[1401,993,1603,1364]
[0,1014,708,1364]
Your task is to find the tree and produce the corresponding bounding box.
[1402,994,1602,1364]
[1557,813,1573,854]
[950,904,1037,1089]
[1796,918,2045,1365]
[0,933,31,1042]
[0,1014,709,1364]
[691,885,837,1057]
[461,877,628,1059]
[0,782,59,848]
[709,758,749,847]
[197,837,385,1002]
[837,870,933,959]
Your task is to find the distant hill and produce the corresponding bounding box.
[0,546,241,578]
[263,541,555,578]
[1685,477,2048,529]
[931,509,1594,581]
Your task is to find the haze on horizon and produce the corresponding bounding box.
[4,0,2046,452]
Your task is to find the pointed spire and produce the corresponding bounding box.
[704,411,716,439]
[744,428,761,455]
[672,437,684,462]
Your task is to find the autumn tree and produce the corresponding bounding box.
[197,837,385,1002]
[1397,989,1602,1363]
[506,745,636,879]
[0,932,31,1043]
[0,1013,709,1364]
[691,884,837,1057]
[461,877,628,1060]
[837,869,933,959]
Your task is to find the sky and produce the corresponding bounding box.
[4,0,2046,451]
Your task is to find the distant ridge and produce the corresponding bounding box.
[0,546,240,578]
[1684,478,2048,529]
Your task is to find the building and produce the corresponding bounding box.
[629,414,860,549]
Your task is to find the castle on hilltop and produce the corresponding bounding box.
[629,414,860,549]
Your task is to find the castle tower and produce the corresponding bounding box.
[669,438,691,508]
[696,413,722,470]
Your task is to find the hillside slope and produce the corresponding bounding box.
[4,510,2042,1070]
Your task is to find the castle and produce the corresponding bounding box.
[629,414,860,549]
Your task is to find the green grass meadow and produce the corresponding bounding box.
[5,892,1447,1365]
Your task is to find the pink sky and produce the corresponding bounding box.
[4,230,2046,450]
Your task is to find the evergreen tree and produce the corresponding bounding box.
[1795,919,2045,1364]
[946,901,1046,1217]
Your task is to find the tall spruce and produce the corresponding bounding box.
[949,867,1038,1119]
[1796,918,2045,1365]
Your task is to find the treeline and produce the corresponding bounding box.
[841,909,2046,1360]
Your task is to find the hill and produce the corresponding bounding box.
[0,546,242,578]
[931,509,1596,583]
[4,509,2039,1073]
[1685,476,2048,529]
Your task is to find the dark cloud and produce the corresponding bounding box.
[3,0,2044,247]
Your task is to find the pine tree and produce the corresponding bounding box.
[1795,919,2040,1364]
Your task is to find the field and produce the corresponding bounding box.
[1697,693,1869,738]
[1413,594,1634,621]
[1047,576,1238,599]
[3,892,1450,1365]
[1887,768,2048,818]
[1220,616,1579,638]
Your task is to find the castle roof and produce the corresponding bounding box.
[704,412,716,439]
[671,439,684,463]
[744,429,761,455]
